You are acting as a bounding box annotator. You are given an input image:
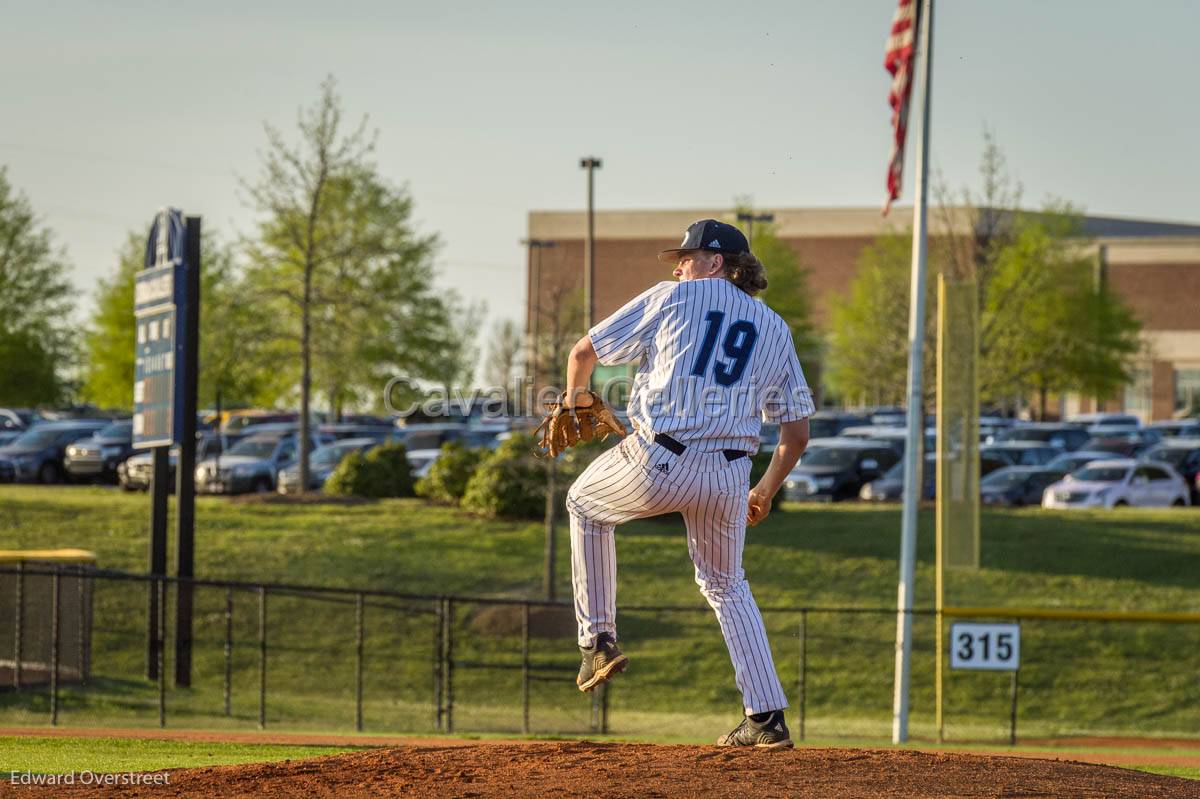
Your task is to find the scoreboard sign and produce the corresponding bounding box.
[133,209,190,448]
[950,622,1020,671]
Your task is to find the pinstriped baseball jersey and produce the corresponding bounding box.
[588,277,814,453]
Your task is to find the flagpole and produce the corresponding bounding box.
[893,0,934,745]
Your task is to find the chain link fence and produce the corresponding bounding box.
[1,565,1197,742]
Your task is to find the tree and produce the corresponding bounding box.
[80,230,271,410]
[0,167,74,405]
[825,231,936,406]
[244,77,461,488]
[826,134,1142,414]
[734,205,822,371]
[483,319,523,389]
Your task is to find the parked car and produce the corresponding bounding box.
[0,420,109,483]
[988,424,1091,451]
[1149,420,1200,439]
[117,433,231,491]
[1044,450,1113,475]
[0,409,27,433]
[406,448,443,480]
[221,410,300,431]
[398,423,470,452]
[859,454,936,502]
[1089,425,1162,447]
[1080,435,1148,458]
[1042,459,1191,509]
[1066,412,1142,430]
[1140,439,1200,504]
[979,442,1061,467]
[839,426,936,456]
[317,423,398,442]
[277,437,381,493]
[807,411,871,440]
[980,466,1067,507]
[859,453,1008,502]
[194,432,324,495]
[781,438,901,502]
[64,419,139,483]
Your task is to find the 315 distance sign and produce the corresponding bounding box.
[949,622,1020,671]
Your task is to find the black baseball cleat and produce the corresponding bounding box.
[716,710,794,749]
[576,633,628,692]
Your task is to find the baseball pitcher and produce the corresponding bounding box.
[539,219,813,748]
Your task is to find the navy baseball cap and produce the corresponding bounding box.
[658,219,750,263]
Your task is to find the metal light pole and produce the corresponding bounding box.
[736,211,775,250]
[580,157,602,330]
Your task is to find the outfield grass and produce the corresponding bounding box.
[0,735,355,773]
[1,485,1198,742]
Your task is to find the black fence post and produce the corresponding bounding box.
[433,599,443,732]
[258,586,267,730]
[798,610,807,742]
[157,578,166,728]
[521,603,530,735]
[355,593,364,733]
[49,570,60,726]
[1009,668,1019,746]
[12,560,23,691]
[223,588,233,717]
[444,598,455,734]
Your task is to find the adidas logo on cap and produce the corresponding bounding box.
[708,239,721,248]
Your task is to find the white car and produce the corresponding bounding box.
[406,448,442,480]
[1041,459,1191,509]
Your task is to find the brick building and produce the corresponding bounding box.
[524,208,1200,421]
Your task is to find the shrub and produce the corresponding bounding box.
[461,433,548,519]
[460,432,621,520]
[325,442,414,498]
[415,441,485,504]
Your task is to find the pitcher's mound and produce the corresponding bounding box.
[49,741,1200,798]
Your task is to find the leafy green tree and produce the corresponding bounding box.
[0,328,61,406]
[243,77,464,487]
[825,231,936,406]
[0,167,74,405]
[80,231,270,410]
[826,135,1142,415]
[732,204,821,367]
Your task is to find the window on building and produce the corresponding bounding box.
[1176,369,1200,415]
[1124,368,1151,416]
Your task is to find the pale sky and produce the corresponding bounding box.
[4,0,1198,360]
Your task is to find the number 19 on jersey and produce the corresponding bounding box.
[950,623,1021,671]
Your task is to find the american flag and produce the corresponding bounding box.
[884,0,919,215]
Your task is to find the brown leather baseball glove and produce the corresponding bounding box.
[534,391,627,457]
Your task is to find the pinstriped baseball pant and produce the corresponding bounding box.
[565,433,788,715]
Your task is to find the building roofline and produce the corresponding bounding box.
[528,206,1200,242]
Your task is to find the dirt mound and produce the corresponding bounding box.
[37,741,1200,798]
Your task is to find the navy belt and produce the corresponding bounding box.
[653,432,747,462]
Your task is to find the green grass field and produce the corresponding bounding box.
[0,735,356,774]
[1,485,1199,745]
